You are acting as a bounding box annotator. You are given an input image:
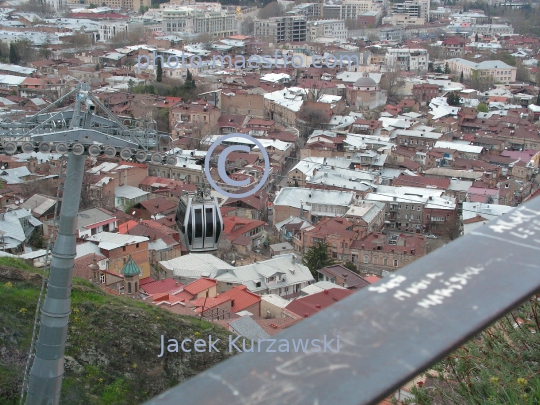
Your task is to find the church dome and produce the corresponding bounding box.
[354,76,377,88]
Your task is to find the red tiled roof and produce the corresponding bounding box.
[285,289,355,317]
[118,220,138,234]
[139,197,177,215]
[223,216,266,241]
[171,290,194,302]
[393,174,450,189]
[364,275,381,284]
[141,278,184,295]
[219,285,261,313]
[191,295,232,313]
[139,276,156,286]
[183,277,217,295]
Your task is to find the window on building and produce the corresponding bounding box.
[100,274,105,284]
[383,258,388,266]
[364,254,369,263]
[394,259,398,267]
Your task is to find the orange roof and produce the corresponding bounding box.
[219,285,261,313]
[183,277,217,295]
[191,295,232,312]
[171,290,194,302]
[118,220,138,234]
[364,275,381,284]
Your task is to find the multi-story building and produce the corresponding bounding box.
[364,185,457,235]
[90,0,150,11]
[341,0,373,19]
[388,14,425,27]
[379,27,403,42]
[254,15,307,43]
[385,48,429,73]
[87,232,151,279]
[221,90,265,118]
[350,233,427,274]
[322,4,342,19]
[390,1,422,18]
[307,19,347,41]
[162,8,237,36]
[412,83,439,103]
[263,87,306,127]
[273,187,356,224]
[474,24,514,35]
[293,217,358,260]
[441,37,466,58]
[290,2,322,18]
[446,58,517,83]
[99,21,144,42]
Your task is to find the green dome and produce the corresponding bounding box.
[122,256,141,277]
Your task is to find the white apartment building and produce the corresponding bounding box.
[99,21,143,42]
[307,19,347,40]
[162,7,237,36]
[390,0,429,20]
[386,48,429,73]
[446,58,516,83]
[341,0,374,19]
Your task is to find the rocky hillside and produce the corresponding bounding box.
[0,258,234,405]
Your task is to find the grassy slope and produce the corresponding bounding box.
[0,258,234,405]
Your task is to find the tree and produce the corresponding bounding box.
[516,63,530,83]
[241,16,254,35]
[9,43,19,64]
[156,58,162,82]
[460,71,464,83]
[38,42,52,60]
[302,241,336,277]
[477,102,489,112]
[435,65,443,74]
[380,67,405,99]
[69,33,91,50]
[258,1,282,19]
[156,107,170,133]
[447,92,461,106]
[444,62,451,74]
[128,79,135,93]
[537,92,540,105]
[466,69,495,92]
[343,261,359,273]
[407,297,540,405]
[475,32,479,42]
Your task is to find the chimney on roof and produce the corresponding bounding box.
[324,290,329,295]
[315,304,321,308]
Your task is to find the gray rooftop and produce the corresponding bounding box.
[229,316,271,340]
[274,188,355,210]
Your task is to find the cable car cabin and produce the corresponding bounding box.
[176,193,223,252]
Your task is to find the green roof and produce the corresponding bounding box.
[121,256,141,277]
